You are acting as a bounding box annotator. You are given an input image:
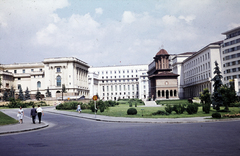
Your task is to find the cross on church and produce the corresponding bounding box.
[159,44,164,50]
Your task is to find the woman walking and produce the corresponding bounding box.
[77,104,81,113]
[18,106,24,124]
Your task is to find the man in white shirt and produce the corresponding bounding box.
[36,105,44,123]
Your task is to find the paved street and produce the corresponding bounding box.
[0,108,240,156]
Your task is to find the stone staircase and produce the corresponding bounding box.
[144,100,157,106]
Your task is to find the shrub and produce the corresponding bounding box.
[127,108,137,115]
[186,103,198,114]
[202,102,211,114]
[212,112,221,118]
[229,102,240,107]
[99,106,105,112]
[56,101,81,110]
[165,104,173,114]
[129,102,132,107]
[152,110,169,115]
[89,101,98,113]
[173,104,186,114]
[135,102,137,107]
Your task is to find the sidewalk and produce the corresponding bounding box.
[0,109,49,135]
[1,106,240,135]
[43,107,240,124]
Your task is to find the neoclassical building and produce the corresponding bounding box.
[0,57,89,100]
[148,49,179,100]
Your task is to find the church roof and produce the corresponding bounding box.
[156,49,169,56]
[149,72,179,78]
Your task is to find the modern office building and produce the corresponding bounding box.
[221,26,240,95]
[88,65,149,100]
[171,52,196,99]
[181,41,223,98]
[0,57,89,100]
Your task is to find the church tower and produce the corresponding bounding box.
[148,49,179,100]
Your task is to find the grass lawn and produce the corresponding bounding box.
[0,111,19,125]
[156,99,189,105]
[70,104,240,118]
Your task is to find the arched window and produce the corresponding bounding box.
[57,75,61,87]
[158,90,161,97]
[162,90,165,97]
[170,90,173,97]
[37,81,41,88]
[174,90,177,96]
[166,90,169,99]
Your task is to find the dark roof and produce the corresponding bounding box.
[209,40,223,45]
[156,49,169,56]
[179,52,196,55]
[149,72,179,78]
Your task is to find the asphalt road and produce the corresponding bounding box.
[0,110,240,156]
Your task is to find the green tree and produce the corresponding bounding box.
[46,87,52,97]
[200,88,211,113]
[211,61,223,111]
[25,87,31,100]
[62,84,66,100]
[218,83,237,111]
[35,88,41,101]
[9,86,15,99]
[0,76,2,88]
[18,85,25,101]
[3,90,9,101]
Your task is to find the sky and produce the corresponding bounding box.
[0,0,240,67]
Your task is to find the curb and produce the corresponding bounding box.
[45,109,240,124]
[0,123,49,135]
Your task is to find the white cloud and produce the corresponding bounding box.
[227,23,240,29]
[122,11,136,24]
[178,15,196,24]
[1,0,240,67]
[95,8,103,14]
[162,15,178,26]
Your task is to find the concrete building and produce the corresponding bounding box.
[88,64,149,100]
[172,52,196,99]
[148,49,179,100]
[221,26,240,95]
[181,41,223,98]
[0,57,89,100]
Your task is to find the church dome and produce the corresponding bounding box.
[156,49,169,56]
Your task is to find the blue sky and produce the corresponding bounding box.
[0,0,240,66]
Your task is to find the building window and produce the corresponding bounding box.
[18,84,21,90]
[56,75,61,86]
[57,67,61,73]
[31,69,34,72]
[37,81,41,88]
[23,69,25,73]
[40,69,42,72]
[14,70,17,73]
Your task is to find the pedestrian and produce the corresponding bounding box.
[77,104,81,113]
[30,105,37,124]
[18,106,24,124]
[36,105,44,123]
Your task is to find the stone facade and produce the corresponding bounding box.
[148,49,179,100]
[0,57,89,100]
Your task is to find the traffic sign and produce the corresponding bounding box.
[92,95,98,101]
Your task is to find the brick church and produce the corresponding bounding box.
[148,49,179,100]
